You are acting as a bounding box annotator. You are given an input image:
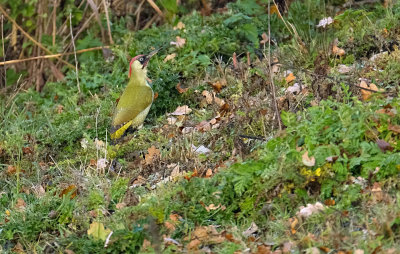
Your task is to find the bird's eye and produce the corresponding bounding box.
[139,57,144,63]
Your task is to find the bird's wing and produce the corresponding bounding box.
[111,85,153,127]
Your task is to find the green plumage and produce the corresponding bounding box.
[110,60,153,140]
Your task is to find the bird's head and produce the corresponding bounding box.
[128,49,159,78]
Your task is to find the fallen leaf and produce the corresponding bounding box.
[202,90,213,104]
[286,83,300,94]
[289,217,298,234]
[64,249,75,254]
[15,198,26,211]
[269,4,282,18]
[242,222,258,237]
[6,165,16,175]
[302,151,315,167]
[205,203,221,212]
[388,124,400,134]
[316,17,334,28]
[32,185,46,198]
[97,158,108,170]
[165,221,176,232]
[87,221,112,241]
[145,145,161,165]
[332,45,345,56]
[176,83,188,93]
[359,81,382,100]
[57,104,64,114]
[260,32,269,44]
[213,96,225,107]
[59,185,78,199]
[196,120,211,132]
[354,250,364,254]
[376,139,393,153]
[324,199,335,206]
[170,36,186,48]
[325,156,338,162]
[170,213,180,221]
[285,72,296,84]
[187,239,201,250]
[296,202,325,218]
[192,144,212,154]
[115,202,126,209]
[168,105,192,116]
[173,21,185,30]
[205,168,213,178]
[22,146,33,155]
[211,80,226,93]
[164,53,177,62]
[337,64,354,74]
[12,242,24,253]
[167,117,177,125]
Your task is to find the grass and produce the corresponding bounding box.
[1,0,400,253]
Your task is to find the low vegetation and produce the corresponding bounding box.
[1,0,400,253]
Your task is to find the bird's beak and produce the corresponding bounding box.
[142,48,159,68]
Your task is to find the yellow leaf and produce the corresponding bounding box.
[285,73,296,84]
[87,221,111,241]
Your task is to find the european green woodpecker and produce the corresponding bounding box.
[110,49,158,141]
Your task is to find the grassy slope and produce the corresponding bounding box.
[1,0,400,253]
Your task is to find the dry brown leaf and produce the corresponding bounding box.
[167,117,177,125]
[332,45,345,56]
[60,185,78,199]
[145,145,160,165]
[164,53,177,62]
[12,242,24,254]
[64,249,76,254]
[187,239,201,250]
[242,222,258,237]
[6,165,16,175]
[205,203,221,212]
[296,202,325,218]
[260,32,269,44]
[196,120,212,132]
[173,21,185,30]
[211,80,226,93]
[285,72,296,84]
[15,198,26,211]
[57,104,64,114]
[324,199,335,206]
[116,202,126,209]
[388,124,400,134]
[176,83,188,93]
[205,168,213,178]
[202,90,213,105]
[213,96,225,107]
[168,105,192,116]
[302,151,315,167]
[170,213,180,221]
[165,221,176,232]
[170,36,186,48]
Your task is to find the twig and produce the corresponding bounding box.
[52,0,57,46]
[146,0,165,17]
[268,0,282,130]
[1,15,5,87]
[86,0,106,43]
[0,46,110,66]
[239,134,269,141]
[143,15,158,30]
[69,13,81,94]
[0,5,74,69]
[102,0,114,44]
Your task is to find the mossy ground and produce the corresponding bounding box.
[1,1,400,253]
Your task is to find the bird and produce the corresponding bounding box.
[110,49,159,141]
